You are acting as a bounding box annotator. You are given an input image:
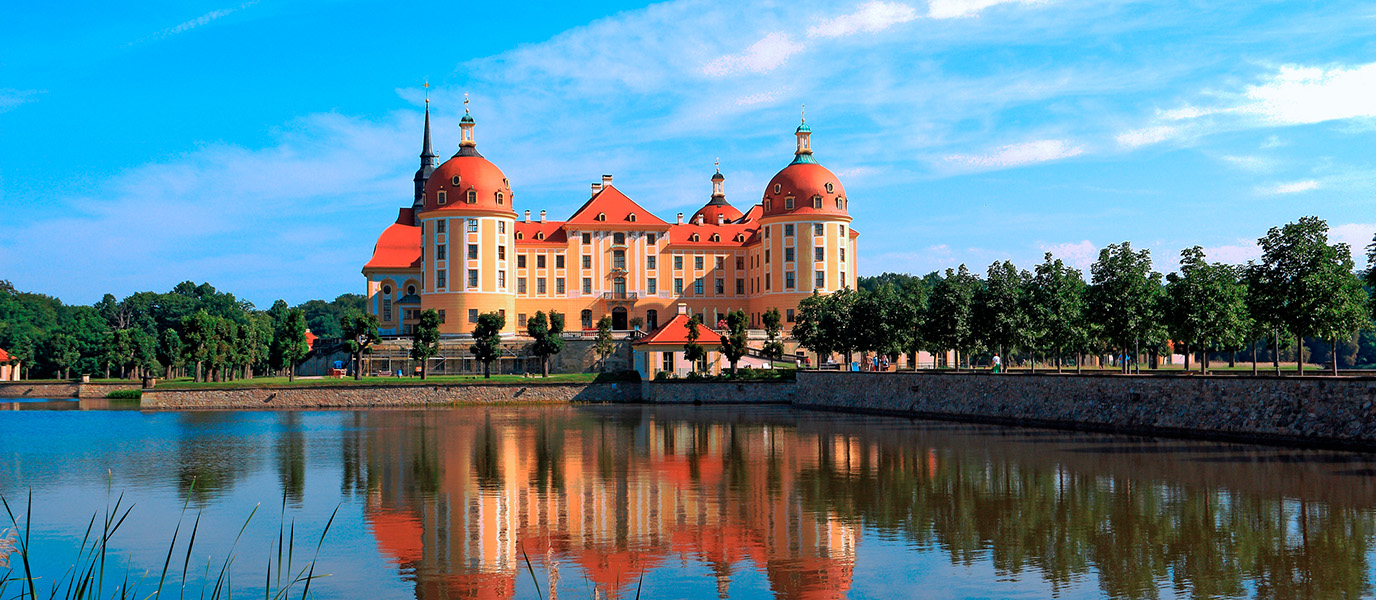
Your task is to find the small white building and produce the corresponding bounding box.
[0,348,19,381]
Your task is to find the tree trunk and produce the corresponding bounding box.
[1134,339,1140,374]
[1229,350,1237,368]
[354,352,362,380]
[484,360,491,379]
[1252,340,1258,376]
[1056,350,1063,374]
[1184,343,1190,372]
[1273,331,1281,375]
[1332,337,1339,377]
[1297,333,1304,376]
[542,356,550,377]
[1076,353,1083,374]
[421,359,428,381]
[288,361,296,382]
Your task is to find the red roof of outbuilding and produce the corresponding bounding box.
[634,313,722,347]
[566,185,669,227]
[363,208,422,271]
[0,349,10,362]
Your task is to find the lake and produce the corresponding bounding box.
[2,399,1375,599]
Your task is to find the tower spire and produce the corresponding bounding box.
[459,92,476,149]
[420,82,437,167]
[792,106,816,165]
[711,158,725,199]
[413,82,438,223]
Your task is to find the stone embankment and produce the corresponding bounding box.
[794,371,1376,447]
[140,380,639,409]
[641,381,794,404]
[0,381,143,399]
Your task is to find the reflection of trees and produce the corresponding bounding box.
[174,413,254,504]
[795,435,1376,599]
[275,412,306,504]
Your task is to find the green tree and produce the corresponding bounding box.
[46,332,81,379]
[526,311,565,377]
[157,329,183,379]
[1088,242,1163,373]
[470,311,505,378]
[1165,247,1249,373]
[1029,253,1089,373]
[852,284,910,362]
[923,265,980,370]
[683,314,707,373]
[180,310,216,382]
[975,260,1032,370]
[274,308,310,381]
[792,291,834,364]
[761,307,785,362]
[340,312,380,380]
[897,278,929,369]
[410,309,442,380]
[593,315,615,371]
[718,309,749,375]
[1251,217,1369,375]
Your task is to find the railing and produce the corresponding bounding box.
[601,291,638,301]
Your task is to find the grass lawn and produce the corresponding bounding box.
[154,372,626,390]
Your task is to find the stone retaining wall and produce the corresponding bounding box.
[0,381,143,399]
[641,381,795,404]
[794,371,1376,446]
[141,381,640,409]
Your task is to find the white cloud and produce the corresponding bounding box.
[1157,105,1213,121]
[1115,125,1176,148]
[1239,63,1376,126]
[1038,240,1096,270]
[1260,135,1285,149]
[136,1,258,44]
[734,91,779,106]
[808,1,920,38]
[1330,222,1376,263]
[946,139,1083,169]
[1218,155,1269,172]
[700,32,805,77]
[1258,179,1320,195]
[927,0,1045,19]
[1199,243,1261,265]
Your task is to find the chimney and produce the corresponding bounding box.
[539,210,547,223]
[524,210,531,223]
[678,303,688,315]
[695,215,704,225]
[716,213,725,226]
[591,182,602,195]
[676,212,684,225]
[601,174,613,187]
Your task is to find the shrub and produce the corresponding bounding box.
[106,389,142,400]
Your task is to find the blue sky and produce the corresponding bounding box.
[2,0,1375,307]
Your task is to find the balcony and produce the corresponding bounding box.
[601,291,638,301]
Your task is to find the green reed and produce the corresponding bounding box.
[0,486,338,600]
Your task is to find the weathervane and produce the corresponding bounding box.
[715,157,720,172]
[423,80,429,105]
[464,92,470,114]
[801,103,805,123]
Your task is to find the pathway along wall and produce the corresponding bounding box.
[793,371,1376,447]
[141,381,640,409]
[0,381,143,399]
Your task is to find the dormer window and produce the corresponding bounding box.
[496,191,504,205]
[437,191,447,205]
[516,232,524,240]
[735,233,745,242]
[836,197,843,209]
[467,190,477,204]
[710,234,720,242]
[765,200,772,212]
[690,234,700,242]
[812,195,822,209]
[536,232,545,240]
[628,213,637,222]
[451,175,461,186]
[785,197,795,210]
[596,212,607,221]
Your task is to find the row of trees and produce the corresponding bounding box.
[802,217,1376,375]
[0,280,360,381]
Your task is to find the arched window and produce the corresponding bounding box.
[516,232,524,240]
[735,233,745,242]
[627,213,637,222]
[690,234,700,242]
[496,191,504,205]
[596,212,607,221]
[764,199,772,212]
[710,234,720,242]
[836,197,843,209]
[536,232,545,240]
[580,309,593,329]
[645,309,658,330]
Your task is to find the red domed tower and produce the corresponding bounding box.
[751,114,857,326]
[416,97,519,335]
[690,163,743,225]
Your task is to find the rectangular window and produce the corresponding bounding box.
[556,278,565,294]
[714,279,723,294]
[840,225,846,236]
[437,219,446,234]
[437,269,446,288]
[582,278,592,294]
[735,257,744,270]
[785,271,795,289]
[647,278,657,294]
[813,196,823,209]
[785,197,795,210]
[518,313,527,327]
[382,298,392,322]
[518,255,527,268]
[582,255,592,269]
[498,246,506,260]
[467,219,478,233]
[662,351,673,373]
[498,221,506,234]
[556,255,565,269]
[695,256,704,270]
[517,278,527,294]
[694,279,704,295]
[537,255,547,269]
[814,223,823,236]
[815,272,825,289]
[646,233,656,245]
[785,224,794,237]
[766,273,771,291]
[613,250,625,270]
[468,244,478,259]
[716,256,724,269]
[786,309,795,323]
[736,279,744,294]
[674,256,683,270]
[497,270,506,288]
[674,278,684,294]
[841,272,846,286]
[468,309,478,323]
[765,249,771,263]
[815,247,824,261]
[537,278,547,294]
[785,248,795,263]
[647,255,656,270]
[582,233,592,245]
[840,248,846,262]
[764,227,771,238]
[437,191,447,205]
[437,244,447,260]
[437,310,445,323]
[467,269,479,288]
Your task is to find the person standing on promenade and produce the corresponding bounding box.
[992,354,1002,373]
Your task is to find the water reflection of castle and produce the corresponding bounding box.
[355,408,857,600]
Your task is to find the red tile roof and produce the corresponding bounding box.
[763,162,849,218]
[363,208,422,271]
[513,220,568,244]
[565,185,669,227]
[665,222,755,247]
[634,313,722,347]
[0,349,10,362]
[423,154,516,216]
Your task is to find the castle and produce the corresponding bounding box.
[363,99,857,337]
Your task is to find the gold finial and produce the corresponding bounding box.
[801,103,805,123]
[423,80,429,105]
[715,157,720,172]
[464,92,470,114]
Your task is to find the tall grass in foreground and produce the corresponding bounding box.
[0,486,338,600]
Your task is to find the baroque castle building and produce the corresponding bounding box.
[363,101,858,337]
